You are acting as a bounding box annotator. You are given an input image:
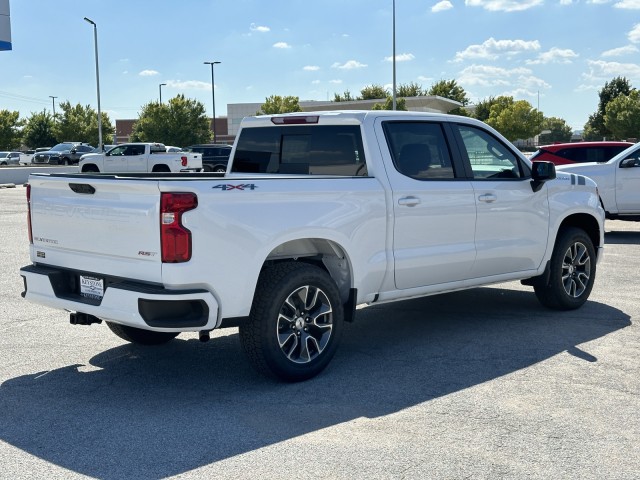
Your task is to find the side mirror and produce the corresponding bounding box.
[620,157,639,168]
[530,161,556,192]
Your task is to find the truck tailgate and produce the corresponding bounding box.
[28,174,163,283]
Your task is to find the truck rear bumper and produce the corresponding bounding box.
[20,264,219,332]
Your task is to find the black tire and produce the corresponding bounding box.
[82,164,99,173]
[213,166,226,173]
[106,321,179,345]
[239,262,344,382]
[534,227,596,310]
[62,158,70,165]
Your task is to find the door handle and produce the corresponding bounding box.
[398,196,421,207]
[478,193,497,203]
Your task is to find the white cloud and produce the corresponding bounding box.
[329,79,343,84]
[613,0,640,6]
[432,1,454,12]
[465,0,543,12]
[582,59,640,83]
[311,80,321,84]
[454,38,540,62]
[332,60,368,69]
[602,45,639,57]
[526,47,578,65]
[417,75,433,82]
[166,80,212,90]
[614,0,640,7]
[139,70,159,76]
[458,64,547,91]
[630,23,640,43]
[384,53,415,62]
[303,65,320,71]
[250,23,270,32]
[273,42,291,49]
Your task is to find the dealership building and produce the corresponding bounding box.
[115,95,461,145]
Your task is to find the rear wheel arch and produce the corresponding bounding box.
[81,164,100,173]
[263,238,353,305]
[152,164,171,172]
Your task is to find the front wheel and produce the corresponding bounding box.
[239,262,344,382]
[534,227,596,310]
[106,322,179,345]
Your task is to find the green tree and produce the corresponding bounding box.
[470,96,498,122]
[604,90,640,140]
[54,101,114,147]
[397,82,424,97]
[359,84,388,100]
[372,96,407,111]
[486,97,543,141]
[22,110,58,148]
[539,117,573,144]
[333,90,354,102]
[131,94,211,146]
[258,95,302,114]
[428,79,469,115]
[583,76,633,140]
[0,109,23,149]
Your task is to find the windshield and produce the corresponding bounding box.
[0,152,9,157]
[50,143,74,152]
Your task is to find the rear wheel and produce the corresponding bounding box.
[239,262,344,382]
[534,227,596,310]
[106,322,179,345]
[213,165,226,173]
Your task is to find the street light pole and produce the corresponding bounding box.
[392,0,397,111]
[204,61,221,143]
[159,83,166,103]
[84,17,103,151]
[49,95,57,120]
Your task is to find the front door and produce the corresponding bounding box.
[453,124,550,279]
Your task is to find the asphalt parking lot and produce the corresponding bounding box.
[0,184,638,479]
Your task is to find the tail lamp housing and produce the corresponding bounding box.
[160,192,198,262]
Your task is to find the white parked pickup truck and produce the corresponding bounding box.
[555,142,640,219]
[78,142,202,173]
[21,111,605,381]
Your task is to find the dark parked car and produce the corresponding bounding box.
[32,142,95,165]
[185,144,232,172]
[530,141,634,166]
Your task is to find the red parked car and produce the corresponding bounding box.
[530,141,634,165]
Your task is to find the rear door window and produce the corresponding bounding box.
[382,122,456,179]
[232,125,367,176]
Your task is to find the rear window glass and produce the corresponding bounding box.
[231,125,367,176]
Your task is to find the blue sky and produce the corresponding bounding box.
[1,0,639,131]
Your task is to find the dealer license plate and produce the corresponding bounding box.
[80,275,104,300]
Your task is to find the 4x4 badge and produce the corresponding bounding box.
[213,184,258,191]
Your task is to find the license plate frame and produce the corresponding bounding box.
[79,275,104,300]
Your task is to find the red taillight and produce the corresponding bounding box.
[160,192,198,263]
[181,156,188,167]
[26,184,33,244]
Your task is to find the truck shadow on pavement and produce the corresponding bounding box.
[0,287,630,479]
[604,230,640,245]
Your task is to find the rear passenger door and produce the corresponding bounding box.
[379,119,477,289]
[451,124,550,279]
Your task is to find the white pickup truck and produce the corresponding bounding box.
[556,142,640,219]
[78,142,202,173]
[20,111,605,381]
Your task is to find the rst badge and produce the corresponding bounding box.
[213,184,258,191]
